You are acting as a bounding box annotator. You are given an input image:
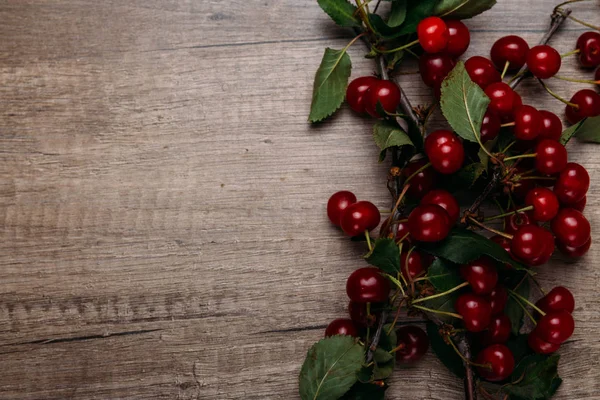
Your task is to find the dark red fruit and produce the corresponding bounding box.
[445,20,471,57]
[504,211,535,235]
[346,76,378,114]
[325,318,358,337]
[511,225,555,266]
[465,56,501,89]
[394,219,412,243]
[485,82,518,118]
[486,285,509,315]
[407,204,451,242]
[418,16,449,54]
[476,344,515,382]
[424,130,465,174]
[460,257,499,295]
[573,195,587,212]
[340,201,381,237]
[535,139,568,175]
[365,80,401,118]
[512,105,541,140]
[528,330,560,354]
[403,158,437,199]
[348,301,377,327]
[490,35,530,72]
[551,208,591,248]
[455,293,493,332]
[401,250,426,281]
[536,310,575,344]
[525,187,560,222]
[482,315,511,345]
[554,163,590,205]
[480,110,501,143]
[538,110,563,141]
[346,267,390,303]
[536,286,575,314]
[395,326,430,363]
[421,189,460,223]
[565,89,600,124]
[576,31,600,68]
[558,236,591,258]
[526,45,561,79]
[419,53,457,88]
[327,191,357,226]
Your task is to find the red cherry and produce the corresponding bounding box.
[528,330,560,354]
[445,20,471,57]
[325,318,358,337]
[419,53,456,88]
[504,211,535,235]
[348,301,377,327]
[511,225,555,266]
[486,285,509,315]
[490,35,530,72]
[554,163,590,205]
[536,310,575,344]
[346,267,390,303]
[327,191,357,226]
[395,326,430,363]
[402,158,437,199]
[576,31,600,68]
[536,286,575,314]
[526,45,562,79]
[535,139,568,175]
[455,293,493,332]
[460,257,499,295]
[525,187,560,222]
[424,130,465,174]
[551,208,591,248]
[417,17,449,54]
[538,110,563,141]
[565,89,600,124]
[365,80,401,118]
[346,76,378,114]
[482,315,511,345]
[401,250,426,281]
[393,218,412,244]
[340,201,381,237]
[558,236,591,258]
[480,110,501,143]
[572,195,587,212]
[485,82,517,118]
[421,189,460,223]
[408,204,451,242]
[465,56,501,89]
[476,344,515,382]
[513,105,542,140]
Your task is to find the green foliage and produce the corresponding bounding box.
[426,322,465,378]
[396,0,438,34]
[503,354,562,400]
[365,238,401,274]
[309,48,352,123]
[505,274,531,335]
[427,258,462,292]
[434,0,497,19]
[560,115,600,144]
[388,0,407,27]
[317,0,362,27]
[373,120,414,151]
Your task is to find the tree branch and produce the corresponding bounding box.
[366,310,389,364]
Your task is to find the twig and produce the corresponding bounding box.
[462,168,502,223]
[365,310,389,363]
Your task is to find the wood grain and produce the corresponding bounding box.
[1,1,599,398]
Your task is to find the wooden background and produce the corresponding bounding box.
[1,1,599,399]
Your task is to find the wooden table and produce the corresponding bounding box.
[1,1,599,398]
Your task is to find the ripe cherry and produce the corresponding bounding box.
[573,195,587,212]
[325,318,358,337]
[554,163,590,205]
[455,293,493,332]
[504,211,535,235]
[528,330,560,354]
[348,301,377,327]
[476,344,515,382]
[418,17,449,54]
[480,110,501,143]
[340,201,381,237]
[465,56,501,89]
[526,45,562,79]
[393,218,412,244]
[558,236,591,258]
[408,204,451,242]
[401,250,426,281]
[485,82,518,118]
[551,208,591,248]
[486,285,509,315]
[513,105,542,140]
[395,326,430,363]
[511,225,555,266]
[535,139,568,175]
[490,35,530,72]
[346,76,378,114]
[525,187,560,222]
[419,53,456,88]
[421,189,460,223]
[346,267,390,303]
[365,80,401,118]
[403,158,437,199]
[445,20,471,57]
[327,191,357,226]
[424,130,465,174]
[538,110,563,141]
[482,315,511,345]
[565,89,600,124]
[536,286,575,314]
[536,310,575,344]
[460,257,499,295]
[576,31,600,68]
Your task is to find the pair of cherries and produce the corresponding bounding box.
[346,77,401,118]
[490,35,561,79]
[407,188,459,243]
[528,286,576,354]
[327,191,381,237]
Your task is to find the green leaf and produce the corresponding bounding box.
[367,14,405,39]
[560,115,600,144]
[388,0,407,27]
[505,275,530,335]
[372,324,396,380]
[365,238,401,274]
[317,0,362,27]
[373,120,414,151]
[443,162,486,191]
[426,322,465,378]
[309,48,352,123]
[503,354,562,400]
[440,61,491,143]
[422,291,460,324]
[396,0,437,34]
[427,258,462,292]
[299,336,365,400]
[434,0,497,19]
[506,334,532,363]
[559,118,586,145]
[341,382,387,400]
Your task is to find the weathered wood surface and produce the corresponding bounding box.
[1,1,599,399]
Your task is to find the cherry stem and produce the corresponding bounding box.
[447,336,491,369]
[354,0,375,33]
[501,61,510,81]
[503,153,536,162]
[484,205,534,222]
[365,230,373,252]
[412,282,469,304]
[566,14,600,31]
[404,161,432,185]
[538,78,579,108]
[508,289,546,316]
[375,39,420,54]
[468,216,513,239]
[412,304,463,319]
[520,176,556,181]
[509,292,538,325]
[554,0,593,11]
[386,298,406,335]
[501,122,515,128]
[365,309,389,364]
[384,273,406,297]
[554,74,600,85]
[560,48,581,58]
[530,276,548,296]
[389,342,406,354]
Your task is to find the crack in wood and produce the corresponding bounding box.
[3,328,163,347]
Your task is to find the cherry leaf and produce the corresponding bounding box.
[426,322,465,378]
[504,274,531,335]
[560,115,600,144]
[427,258,462,292]
[365,238,401,274]
[388,0,407,27]
[373,120,414,151]
[309,48,352,123]
[434,0,497,19]
[502,354,562,400]
[396,0,438,34]
[317,0,362,28]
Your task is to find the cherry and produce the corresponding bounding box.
[417,17,449,54]
[511,225,555,266]
[482,315,511,345]
[565,89,600,124]
[392,218,412,244]
[554,162,590,205]
[485,82,518,118]
[538,110,563,141]
[528,330,560,354]
[365,80,401,118]
[490,35,530,72]
[419,53,456,88]
[476,344,515,382]
[576,31,600,68]
[526,45,561,79]
[572,195,587,212]
[513,105,542,140]
[401,250,426,281]
[424,130,465,174]
[325,318,358,337]
[558,236,591,258]
[395,326,430,363]
[551,208,591,248]
[465,56,501,89]
[408,204,451,242]
[536,286,575,314]
[327,191,357,226]
[455,293,493,332]
[421,189,460,223]
[536,310,575,344]
[346,267,390,303]
[486,285,509,315]
[525,187,560,222]
[445,20,471,57]
[460,257,499,295]
[535,139,568,175]
[402,158,437,199]
[348,301,377,327]
[340,201,381,237]
[346,76,378,114]
[504,211,534,235]
[480,110,501,143]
